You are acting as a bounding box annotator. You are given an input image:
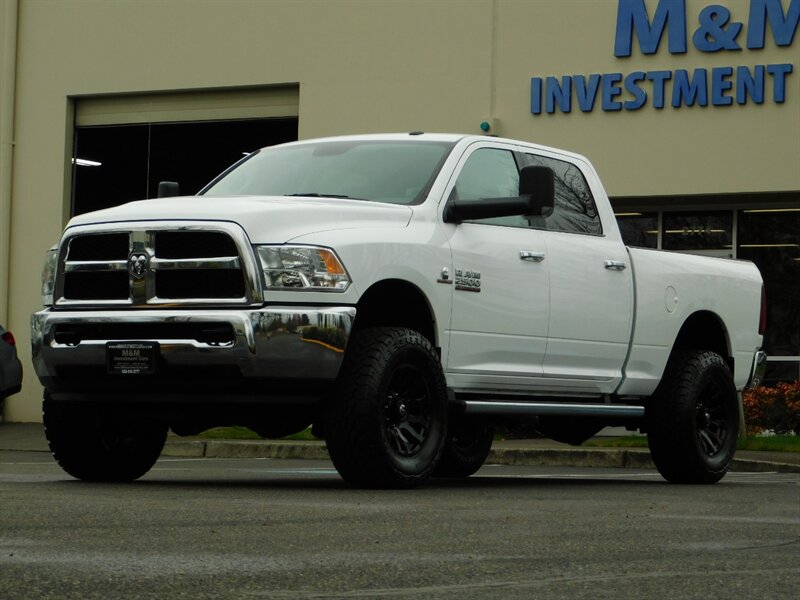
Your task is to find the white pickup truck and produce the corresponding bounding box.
[32,133,767,487]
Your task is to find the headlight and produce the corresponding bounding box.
[41,246,58,306]
[255,245,351,292]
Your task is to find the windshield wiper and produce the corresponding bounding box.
[284,193,361,200]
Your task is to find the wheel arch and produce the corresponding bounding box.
[353,279,438,349]
[669,310,733,371]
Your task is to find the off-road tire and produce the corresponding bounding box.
[646,350,738,484]
[325,327,448,488]
[434,419,494,478]
[43,393,167,482]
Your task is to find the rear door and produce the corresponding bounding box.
[519,151,634,392]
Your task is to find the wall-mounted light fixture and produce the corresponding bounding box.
[71,158,102,167]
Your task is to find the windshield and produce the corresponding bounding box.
[201,139,455,205]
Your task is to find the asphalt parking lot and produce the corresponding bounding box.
[1,449,798,600]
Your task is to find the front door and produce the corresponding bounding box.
[443,143,550,392]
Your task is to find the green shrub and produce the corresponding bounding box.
[742,381,800,436]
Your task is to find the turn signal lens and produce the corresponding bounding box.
[320,249,346,275]
[41,246,58,306]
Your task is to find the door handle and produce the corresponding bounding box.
[520,250,546,262]
[604,260,627,271]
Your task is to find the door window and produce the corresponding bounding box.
[520,153,603,236]
[450,148,528,228]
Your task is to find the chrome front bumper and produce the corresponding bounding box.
[31,306,355,394]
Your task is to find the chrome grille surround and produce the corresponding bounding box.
[54,221,262,308]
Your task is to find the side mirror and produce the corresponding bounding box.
[443,165,556,224]
[443,196,531,223]
[157,181,180,198]
[519,166,554,217]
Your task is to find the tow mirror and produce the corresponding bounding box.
[157,181,180,198]
[519,166,554,216]
[443,165,556,223]
[443,196,531,223]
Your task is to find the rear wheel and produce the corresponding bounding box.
[325,327,448,488]
[646,351,738,484]
[434,419,493,478]
[43,393,167,482]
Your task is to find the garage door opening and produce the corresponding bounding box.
[72,117,298,216]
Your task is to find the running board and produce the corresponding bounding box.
[463,400,645,419]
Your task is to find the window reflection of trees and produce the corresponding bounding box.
[524,154,602,235]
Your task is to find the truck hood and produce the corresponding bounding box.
[66,195,414,243]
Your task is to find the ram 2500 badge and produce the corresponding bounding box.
[32,133,767,487]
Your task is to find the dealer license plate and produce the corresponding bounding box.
[106,342,159,375]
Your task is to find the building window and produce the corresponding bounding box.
[662,211,733,257]
[72,118,298,216]
[738,208,800,380]
[615,212,658,248]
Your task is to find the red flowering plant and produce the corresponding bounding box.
[742,381,800,436]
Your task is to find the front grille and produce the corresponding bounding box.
[155,231,239,259]
[155,269,245,298]
[67,233,129,261]
[57,224,254,306]
[63,271,129,300]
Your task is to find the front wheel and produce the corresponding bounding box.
[43,394,167,482]
[325,327,448,488]
[646,351,739,484]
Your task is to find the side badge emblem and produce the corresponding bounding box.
[455,269,481,293]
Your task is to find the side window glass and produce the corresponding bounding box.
[521,153,603,235]
[450,148,528,228]
[454,148,519,200]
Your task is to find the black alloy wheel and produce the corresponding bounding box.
[383,363,434,458]
[647,350,739,484]
[325,327,448,488]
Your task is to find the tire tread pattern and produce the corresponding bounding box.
[647,350,738,484]
[325,327,447,488]
[43,395,167,482]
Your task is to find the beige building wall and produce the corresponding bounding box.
[497,0,799,197]
[2,0,798,421]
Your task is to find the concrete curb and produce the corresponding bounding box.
[487,447,656,469]
[161,439,800,473]
[728,458,800,473]
[162,439,331,460]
